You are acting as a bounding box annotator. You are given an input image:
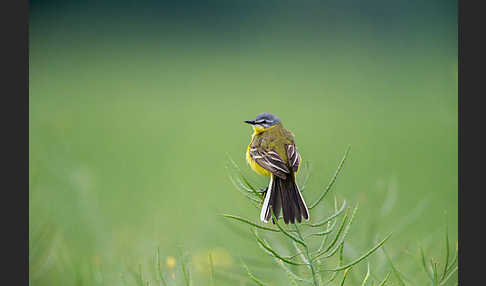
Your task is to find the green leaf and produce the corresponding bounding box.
[222,214,280,232]
[241,260,267,286]
[440,226,450,281]
[383,248,406,286]
[322,233,392,272]
[253,229,308,266]
[272,211,306,247]
[308,200,347,227]
[225,153,262,198]
[228,175,261,203]
[439,266,457,286]
[340,268,352,286]
[420,246,433,280]
[312,208,349,260]
[322,203,359,258]
[274,258,311,285]
[178,248,191,286]
[377,272,391,286]
[309,145,351,209]
[361,263,371,286]
[432,260,439,286]
[305,226,335,238]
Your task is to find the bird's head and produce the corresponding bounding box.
[245,112,281,133]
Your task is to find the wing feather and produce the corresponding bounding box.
[286,144,301,172]
[250,148,289,179]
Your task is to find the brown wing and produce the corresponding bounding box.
[249,148,290,179]
[286,143,301,172]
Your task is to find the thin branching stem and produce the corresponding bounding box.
[340,268,352,286]
[307,200,347,227]
[294,224,320,286]
[241,259,267,286]
[361,263,371,286]
[321,233,392,272]
[272,211,306,247]
[309,146,351,209]
[222,214,280,232]
[377,272,391,286]
[253,229,308,266]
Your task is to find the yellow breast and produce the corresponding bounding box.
[246,144,271,177]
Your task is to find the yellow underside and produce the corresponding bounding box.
[246,146,272,177]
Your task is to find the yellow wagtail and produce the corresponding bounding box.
[245,112,309,224]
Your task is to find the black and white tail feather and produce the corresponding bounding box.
[250,143,309,224]
[260,173,309,224]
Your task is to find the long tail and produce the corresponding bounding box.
[260,173,309,224]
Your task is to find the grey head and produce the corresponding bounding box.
[244,112,281,128]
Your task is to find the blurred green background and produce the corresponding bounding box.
[29,0,457,285]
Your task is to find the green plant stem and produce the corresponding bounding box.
[294,224,319,286]
[309,145,351,209]
[222,214,280,232]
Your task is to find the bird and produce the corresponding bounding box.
[245,112,309,224]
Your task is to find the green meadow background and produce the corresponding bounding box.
[29,0,457,284]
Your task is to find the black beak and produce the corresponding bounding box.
[244,120,256,125]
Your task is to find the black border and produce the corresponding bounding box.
[458,0,483,284]
[2,0,29,284]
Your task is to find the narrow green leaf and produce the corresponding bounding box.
[322,233,392,272]
[253,229,308,266]
[241,260,267,286]
[225,154,261,197]
[222,214,280,232]
[312,208,349,260]
[446,246,458,274]
[361,263,371,286]
[178,249,191,286]
[308,200,347,227]
[322,203,359,258]
[292,241,309,265]
[228,176,261,203]
[420,246,433,280]
[383,248,406,286]
[285,250,305,260]
[339,242,345,265]
[440,226,450,281]
[305,226,335,238]
[317,200,341,253]
[340,268,352,286]
[439,266,457,286]
[274,258,310,285]
[324,207,350,252]
[272,211,306,247]
[432,260,439,286]
[309,145,351,209]
[377,272,391,286]
[324,243,345,284]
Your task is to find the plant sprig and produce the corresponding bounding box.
[225,146,392,285]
